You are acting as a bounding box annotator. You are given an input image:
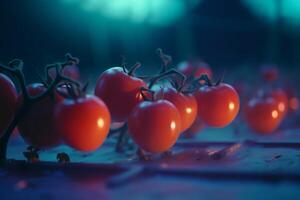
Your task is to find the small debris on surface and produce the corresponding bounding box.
[265,154,283,163]
[57,152,70,163]
[208,143,242,160]
[23,146,39,163]
[273,154,282,159]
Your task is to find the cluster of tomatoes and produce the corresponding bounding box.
[0,53,241,155]
[243,65,299,134]
[95,58,240,153]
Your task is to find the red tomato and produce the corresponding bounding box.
[49,64,80,81]
[260,65,278,82]
[54,96,111,152]
[182,116,205,138]
[128,100,181,153]
[157,87,197,132]
[177,61,212,79]
[18,83,63,148]
[0,74,18,136]
[270,89,288,119]
[195,83,240,127]
[95,67,146,122]
[244,97,282,134]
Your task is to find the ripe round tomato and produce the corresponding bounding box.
[195,83,240,127]
[49,64,80,81]
[157,87,197,132]
[54,95,111,152]
[182,116,205,138]
[18,83,64,148]
[244,97,282,134]
[95,67,146,122]
[177,61,212,79]
[128,100,181,153]
[270,89,288,119]
[260,65,278,82]
[0,73,18,136]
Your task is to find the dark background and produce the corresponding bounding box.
[0,0,299,83]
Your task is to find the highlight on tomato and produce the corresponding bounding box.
[128,96,181,153]
[195,77,240,128]
[270,89,289,119]
[54,95,111,152]
[157,87,197,132]
[244,96,282,134]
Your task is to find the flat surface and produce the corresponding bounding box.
[1,119,300,200]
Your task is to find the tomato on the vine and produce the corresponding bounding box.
[54,95,110,152]
[18,83,64,148]
[244,97,282,134]
[0,73,18,136]
[195,83,240,127]
[128,100,181,153]
[157,87,197,132]
[177,61,212,79]
[95,67,146,122]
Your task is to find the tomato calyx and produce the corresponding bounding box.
[194,71,224,87]
[56,80,89,100]
[140,87,155,101]
[119,55,143,77]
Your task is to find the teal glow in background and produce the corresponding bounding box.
[243,0,300,27]
[62,0,202,26]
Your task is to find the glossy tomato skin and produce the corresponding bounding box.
[157,87,197,132]
[244,97,282,134]
[18,83,63,148]
[195,83,240,128]
[95,67,146,122]
[0,74,18,136]
[54,96,111,152]
[128,100,181,153]
[177,61,212,79]
[270,89,289,119]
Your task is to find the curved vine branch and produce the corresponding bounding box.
[0,62,80,162]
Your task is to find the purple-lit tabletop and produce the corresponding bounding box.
[1,121,300,200]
